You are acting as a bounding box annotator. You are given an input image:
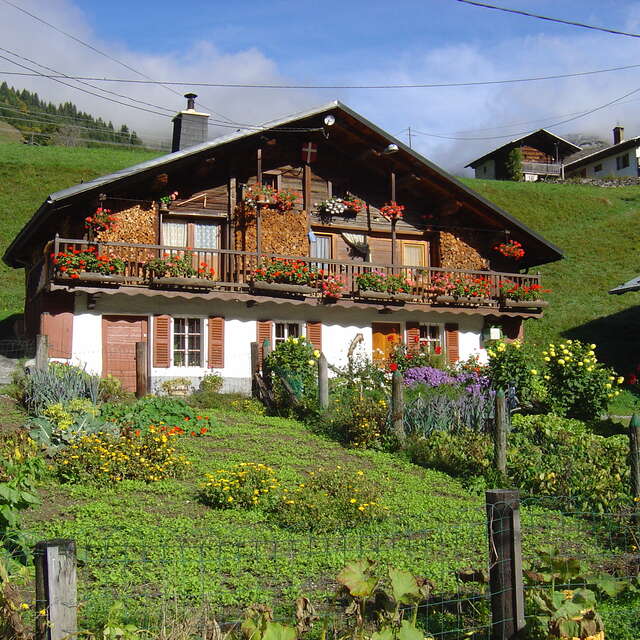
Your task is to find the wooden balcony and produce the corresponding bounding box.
[48,237,546,313]
[522,161,562,176]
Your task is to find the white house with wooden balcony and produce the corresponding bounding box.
[466,129,581,181]
[4,99,563,394]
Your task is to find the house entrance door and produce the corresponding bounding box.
[372,322,401,364]
[102,315,148,392]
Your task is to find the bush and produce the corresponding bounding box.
[541,339,623,419]
[199,462,280,509]
[486,339,536,400]
[188,391,265,415]
[98,375,133,403]
[22,363,100,416]
[200,373,223,394]
[271,467,387,533]
[56,427,190,483]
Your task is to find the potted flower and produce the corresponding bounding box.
[84,207,117,235]
[499,280,550,308]
[51,246,127,284]
[316,196,348,217]
[494,239,525,260]
[433,274,491,305]
[244,184,276,209]
[146,251,217,289]
[342,193,364,214]
[319,274,345,301]
[158,191,179,211]
[380,201,405,220]
[355,270,413,301]
[273,188,300,212]
[251,258,318,295]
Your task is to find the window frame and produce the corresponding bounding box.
[161,217,222,249]
[401,241,428,267]
[172,316,204,368]
[415,322,444,353]
[273,321,304,348]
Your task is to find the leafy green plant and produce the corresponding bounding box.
[158,377,192,396]
[98,374,133,403]
[486,339,536,400]
[200,373,223,394]
[355,271,411,294]
[146,251,211,279]
[188,391,265,415]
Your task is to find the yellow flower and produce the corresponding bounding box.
[605,383,612,389]
[617,376,624,384]
[227,496,233,502]
[308,359,316,366]
[558,359,565,365]
[590,343,596,349]
[21,603,29,610]
[39,609,46,616]
[544,357,550,362]
[291,337,299,344]
[530,369,538,375]
[313,349,320,358]
[350,498,357,503]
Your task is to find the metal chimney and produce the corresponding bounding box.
[613,126,624,145]
[171,93,209,152]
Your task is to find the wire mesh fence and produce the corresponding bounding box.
[0,337,35,359]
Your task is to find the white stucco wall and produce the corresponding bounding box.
[569,145,640,178]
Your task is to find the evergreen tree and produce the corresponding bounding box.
[504,148,523,182]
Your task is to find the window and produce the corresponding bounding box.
[173,318,202,366]
[419,324,442,353]
[402,242,427,267]
[162,220,220,249]
[262,173,281,190]
[594,164,602,173]
[274,322,301,347]
[616,153,630,170]
[311,233,332,270]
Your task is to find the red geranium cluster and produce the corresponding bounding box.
[320,275,345,299]
[499,280,550,301]
[429,274,491,298]
[51,246,126,279]
[342,193,365,214]
[380,201,405,220]
[252,258,318,286]
[85,207,117,234]
[494,240,525,260]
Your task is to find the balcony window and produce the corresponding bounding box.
[173,317,202,367]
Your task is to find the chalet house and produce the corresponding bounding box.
[466,129,581,181]
[565,126,640,178]
[3,99,562,394]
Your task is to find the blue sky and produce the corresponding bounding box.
[3,1,640,172]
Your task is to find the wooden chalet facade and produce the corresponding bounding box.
[4,101,562,393]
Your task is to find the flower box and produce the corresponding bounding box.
[503,299,549,308]
[358,289,414,302]
[151,276,217,289]
[251,280,316,296]
[435,295,491,305]
[57,271,127,285]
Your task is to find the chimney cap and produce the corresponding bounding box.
[184,93,198,110]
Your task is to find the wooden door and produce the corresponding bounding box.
[102,316,148,392]
[372,322,401,364]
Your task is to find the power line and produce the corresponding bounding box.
[0,0,239,125]
[455,0,640,39]
[17,129,168,150]
[1,61,640,89]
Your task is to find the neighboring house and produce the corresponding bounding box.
[465,129,581,181]
[609,275,640,295]
[3,99,563,394]
[565,126,640,178]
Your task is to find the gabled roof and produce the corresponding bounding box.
[4,100,563,268]
[465,129,581,169]
[609,274,640,295]
[565,136,640,171]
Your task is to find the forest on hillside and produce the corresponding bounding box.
[0,83,144,147]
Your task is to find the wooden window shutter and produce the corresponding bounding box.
[256,320,272,367]
[208,316,225,368]
[445,323,459,364]
[153,315,171,368]
[41,311,73,358]
[306,321,322,353]
[406,322,420,353]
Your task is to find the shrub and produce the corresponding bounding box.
[23,362,100,416]
[199,463,281,509]
[271,467,387,533]
[158,377,192,396]
[200,373,223,394]
[57,427,190,483]
[486,339,536,400]
[390,342,444,373]
[541,339,623,420]
[98,375,133,403]
[322,392,389,448]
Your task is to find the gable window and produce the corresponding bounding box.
[173,317,202,367]
[274,322,302,347]
[262,173,281,190]
[419,324,442,353]
[616,153,630,170]
[594,163,602,173]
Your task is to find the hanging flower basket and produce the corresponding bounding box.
[158,191,179,211]
[380,201,405,221]
[494,239,525,260]
[84,207,117,234]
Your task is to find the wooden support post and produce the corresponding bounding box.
[135,342,148,399]
[35,539,78,640]
[257,148,262,185]
[256,203,262,259]
[629,413,640,519]
[250,342,259,397]
[318,353,329,410]
[35,334,49,371]
[494,389,508,478]
[390,170,396,201]
[486,490,525,640]
[391,219,397,268]
[391,370,405,445]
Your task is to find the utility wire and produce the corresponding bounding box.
[1,60,640,89]
[455,0,640,39]
[0,0,240,125]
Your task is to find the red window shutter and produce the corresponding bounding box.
[41,311,73,358]
[208,316,225,368]
[445,323,459,364]
[256,320,272,367]
[406,322,420,353]
[306,321,322,353]
[153,315,171,368]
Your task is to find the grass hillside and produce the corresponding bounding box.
[0,121,22,143]
[0,142,159,322]
[0,142,638,377]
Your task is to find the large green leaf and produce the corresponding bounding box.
[389,568,421,605]
[337,560,378,597]
[397,620,422,640]
[370,627,394,640]
[262,622,296,640]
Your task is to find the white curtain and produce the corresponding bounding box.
[162,221,187,247]
[194,223,219,249]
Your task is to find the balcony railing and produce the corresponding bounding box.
[48,237,545,310]
[522,162,562,176]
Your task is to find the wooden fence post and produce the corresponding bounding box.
[135,342,148,399]
[250,342,259,397]
[35,539,78,640]
[318,353,329,410]
[629,413,640,519]
[35,334,49,371]
[391,370,405,445]
[494,389,508,478]
[486,490,525,640]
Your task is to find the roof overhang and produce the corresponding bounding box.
[609,275,640,295]
[565,137,640,172]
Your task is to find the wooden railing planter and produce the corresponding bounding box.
[50,237,545,312]
[56,271,129,286]
[503,299,549,309]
